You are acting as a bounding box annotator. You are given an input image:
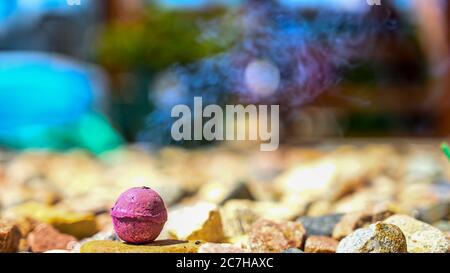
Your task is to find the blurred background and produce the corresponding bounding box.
[0,0,449,153]
[1,1,450,246]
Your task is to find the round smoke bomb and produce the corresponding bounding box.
[111,187,168,244]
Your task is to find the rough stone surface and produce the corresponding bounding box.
[416,201,449,224]
[337,222,407,253]
[248,219,306,253]
[297,214,343,236]
[371,204,396,222]
[8,217,37,252]
[196,181,254,205]
[220,200,302,238]
[220,201,260,238]
[198,243,250,253]
[165,202,225,243]
[80,240,203,253]
[27,224,77,253]
[332,212,372,240]
[9,202,98,239]
[304,236,339,253]
[0,221,21,253]
[384,215,449,253]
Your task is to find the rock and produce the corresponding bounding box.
[433,221,450,232]
[275,159,337,204]
[337,222,407,253]
[304,236,339,253]
[69,230,119,253]
[297,214,343,237]
[248,219,306,253]
[402,152,442,184]
[332,211,372,240]
[165,202,225,243]
[220,200,302,238]
[226,235,250,249]
[11,217,36,238]
[18,239,29,252]
[196,181,254,205]
[277,152,370,204]
[220,201,260,238]
[371,204,397,222]
[416,201,449,224]
[398,183,450,214]
[198,243,250,253]
[28,224,77,253]
[0,182,60,209]
[384,215,449,253]
[80,240,203,253]
[0,221,21,253]
[305,200,333,216]
[7,217,37,252]
[8,202,98,239]
[331,207,395,240]
[283,248,304,253]
[251,201,303,221]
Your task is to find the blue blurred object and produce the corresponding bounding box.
[0,0,93,51]
[156,0,241,9]
[0,52,93,129]
[0,0,84,22]
[0,52,123,153]
[0,1,17,22]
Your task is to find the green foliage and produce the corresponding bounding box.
[97,6,236,72]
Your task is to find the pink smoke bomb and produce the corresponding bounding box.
[111,187,168,244]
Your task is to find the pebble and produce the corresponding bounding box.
[7,217,37,252]
[337,222,407,253]
[275,159,337,203]
[332,207,395,240]
[165,202,225,243]
[70,230,119,253]
[220,200,303,238]
[196,181,254,205]
[297,214,343,236]
[220,200,261,238]
[416,201,449,224]
[9,202,98,239]
[304,236,339,253]
[283,248,304,253]
[80,240,203,253]
[248,219,306,253]
[384,215,449,253]
[433,221,450,232]
[0,220,21,253]
[198,243,250,253]
[27,224,77,253]
[332,211,373,240]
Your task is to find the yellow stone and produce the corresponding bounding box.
[80,240,203,253]
[8,202,98,239]
[165,202,226,243]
